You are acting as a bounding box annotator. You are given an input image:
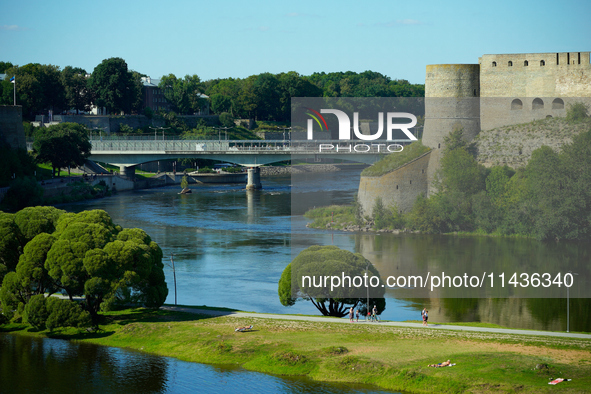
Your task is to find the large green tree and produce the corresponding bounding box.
[279,245,386,317]
[0,207,168,325]
[61,66,92,114]
[33,122,91,176]
[88,57,140,114]
[1,63,66,119]
[158,74,204,115]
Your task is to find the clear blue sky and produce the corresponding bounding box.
[1,0,589,84]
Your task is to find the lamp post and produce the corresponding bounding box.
[149,126,171,140]
[366,261,370,321]
[92,127,105,142]
[169,253,178,306]
[567,271,579,333]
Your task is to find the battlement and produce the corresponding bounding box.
[479,52,591,69]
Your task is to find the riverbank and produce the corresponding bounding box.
[3,307,590,393]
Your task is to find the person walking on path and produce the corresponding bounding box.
[421,308,427,326]
[349,307,354,322]
[355,308,360,322]
[424,310,428,327]
[372,305,379,322]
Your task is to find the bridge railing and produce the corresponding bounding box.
[90,139,410,154]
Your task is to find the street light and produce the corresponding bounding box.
[149,126,171,140]
[567,271,579,333]
[366,261,369,321]
[169,253,178,306]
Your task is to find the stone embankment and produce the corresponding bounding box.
[261,164,366,176]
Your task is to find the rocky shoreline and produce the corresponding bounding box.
[307,220,414,234]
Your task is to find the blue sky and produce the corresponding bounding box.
[1,0,589,84]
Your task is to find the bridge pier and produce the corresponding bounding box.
[119,165,135,179]
[246,167,262,190]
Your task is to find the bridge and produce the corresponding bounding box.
[88,137,409,189]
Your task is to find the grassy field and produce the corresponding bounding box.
[3,308,590,393]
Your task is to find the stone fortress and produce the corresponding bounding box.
[358,51,591,215]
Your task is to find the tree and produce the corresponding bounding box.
[61,66,92,114]
[1,63,66,119]
[88,57,139,114]
[278,245,385,317]
[0,208,168,325]
[158,74,204,115]
[33,122,91,176]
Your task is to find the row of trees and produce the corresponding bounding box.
[204,70,425,122]
[0,207,168,328]
[0,58,144,119]
[1,58,424,122]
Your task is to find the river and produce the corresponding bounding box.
[2,167,589,393]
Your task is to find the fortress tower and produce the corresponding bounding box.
[358,51,591,215]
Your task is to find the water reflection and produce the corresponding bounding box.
[0,334,398,394]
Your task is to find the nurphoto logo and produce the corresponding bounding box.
[294,98,422,154]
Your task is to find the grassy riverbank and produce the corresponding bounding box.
[3,308,591,393]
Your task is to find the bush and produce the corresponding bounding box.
[219,112,235,128]
[118,124,135,134]
[45,297,92,330]
[566,102,589,123]
[24,294,49,329]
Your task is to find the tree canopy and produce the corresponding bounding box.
[0,207,168,326]
[278,245,386,317]
[88,57,141,114]
[33,122,91,176]
[158,74,205,115]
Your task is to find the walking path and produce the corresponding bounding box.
[161,306,591,340]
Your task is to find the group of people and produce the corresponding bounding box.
[348,305,380,322]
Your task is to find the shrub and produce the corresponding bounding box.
[566,102,589,123]
[45,297,92,330]
[219,112,235,128]
[23,294,49,329]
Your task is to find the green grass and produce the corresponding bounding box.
[361,140,431,177]
[304,204,356,229]
[4,307,591,393]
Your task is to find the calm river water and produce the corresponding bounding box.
[2,167,589,393]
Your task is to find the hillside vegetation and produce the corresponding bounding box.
[475,116,591,168]
[361,141,431,177]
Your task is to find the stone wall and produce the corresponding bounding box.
[479,52,591,130]
[0,106,26,149]
[49,114,219,133]
[357,151,431,215]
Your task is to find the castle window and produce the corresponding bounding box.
[557,53,559,65]
[508,61,513,66]
[410,180,412,185]
[532,98,544,110]
[492,61,497,67]
[540,60,545,66]
[474,89,477,96]
[511,99,523,110]
[552,98,564,110]
[396,185,398,190]
[422,169,425,174]
[438,143,440,149]
[524,60,529,66]
[579,52,581,65]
